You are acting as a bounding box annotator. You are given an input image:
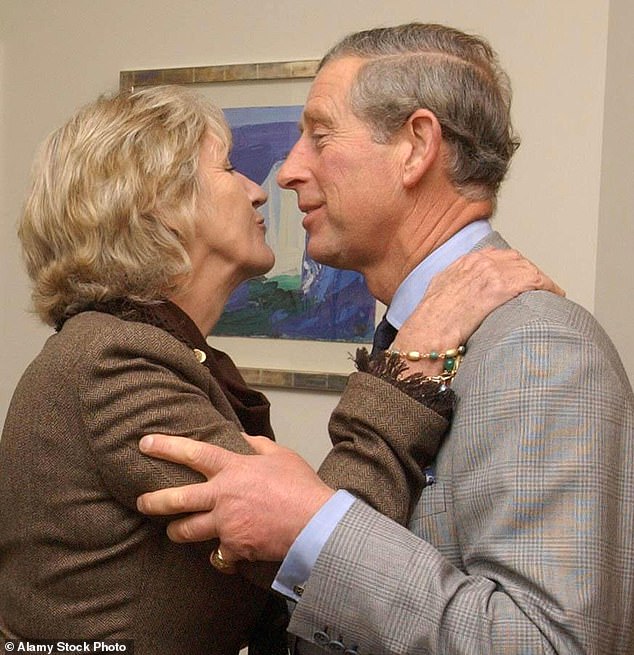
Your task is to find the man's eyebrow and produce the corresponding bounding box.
[298,109,332,131]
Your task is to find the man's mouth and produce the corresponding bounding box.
[299,204,324,226]
[298,202,323,214]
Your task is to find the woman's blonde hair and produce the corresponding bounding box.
[19,85,231,326]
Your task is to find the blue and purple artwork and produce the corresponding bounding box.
[212,105,375,343]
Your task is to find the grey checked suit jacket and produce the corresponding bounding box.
[291,232,634,654]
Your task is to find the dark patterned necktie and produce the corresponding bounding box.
[371,315,398,355]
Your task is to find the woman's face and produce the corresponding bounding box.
[189,131,275,285]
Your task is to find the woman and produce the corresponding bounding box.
[0,86,558,653]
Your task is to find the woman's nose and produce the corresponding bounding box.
[240,173,268,208]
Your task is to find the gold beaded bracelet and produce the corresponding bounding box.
[387,345,466,385]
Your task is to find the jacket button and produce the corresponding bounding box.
[314,630,330,646]
[344,650,358,655]
[328,640,345,651]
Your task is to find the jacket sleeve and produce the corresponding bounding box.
[289,318,634,654]
[319,371,450,525]
[73,320,253,511]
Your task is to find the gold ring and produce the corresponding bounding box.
[210,545,237,574]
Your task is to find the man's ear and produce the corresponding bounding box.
[401,109,443,188]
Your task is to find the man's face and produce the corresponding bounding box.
[277,56,404,273]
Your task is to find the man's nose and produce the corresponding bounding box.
[277,141,304,190]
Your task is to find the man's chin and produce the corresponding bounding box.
[306,245,339,267]
[305,236,335,264]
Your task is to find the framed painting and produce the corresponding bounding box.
[120,61,380,391]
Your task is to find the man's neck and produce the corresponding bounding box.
[386,219,493,330]
[364,197,493,305]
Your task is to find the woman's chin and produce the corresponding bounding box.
[239,253,276,281]
[257,250,276,276]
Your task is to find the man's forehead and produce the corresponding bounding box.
[299,57,363,127]
[310,57,364,96]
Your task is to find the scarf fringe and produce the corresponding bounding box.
[353,348,455,420]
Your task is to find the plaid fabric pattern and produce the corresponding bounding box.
[290,234,634,654]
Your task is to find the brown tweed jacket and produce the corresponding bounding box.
[0,310,449,653]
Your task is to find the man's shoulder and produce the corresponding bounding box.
[472,289,605,352]
[485,289,592,333]
[470,231,604,344]
[462,289,632,393]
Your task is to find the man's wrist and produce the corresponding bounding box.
[273,490,356,601]
[283,484,336,556]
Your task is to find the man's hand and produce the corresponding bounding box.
[137,434,335,563]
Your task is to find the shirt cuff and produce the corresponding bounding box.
[272,489,356,602]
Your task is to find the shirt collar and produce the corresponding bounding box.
[386,220,492,329]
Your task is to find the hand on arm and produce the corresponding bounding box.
[135,248,564,570]
[137,433,334,562]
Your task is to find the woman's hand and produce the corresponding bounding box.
[392,248,564,376]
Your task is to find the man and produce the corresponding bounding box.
[137,23,634,654]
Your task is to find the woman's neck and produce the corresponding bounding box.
[169,270,241,336]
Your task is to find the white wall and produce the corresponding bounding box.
[1,0,631,464]
[595,0,634,381]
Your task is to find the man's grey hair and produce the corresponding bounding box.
[320,23,520,201]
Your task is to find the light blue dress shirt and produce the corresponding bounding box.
[272,220,492,602]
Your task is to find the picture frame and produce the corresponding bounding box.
[119,60,379,391]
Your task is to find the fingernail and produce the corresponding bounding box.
[139,435,154,452]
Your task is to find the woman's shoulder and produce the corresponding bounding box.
[63,309,176,340]
[50,310,198,368]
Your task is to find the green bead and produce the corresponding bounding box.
[429,351,439,360]
[443,357,455,372]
